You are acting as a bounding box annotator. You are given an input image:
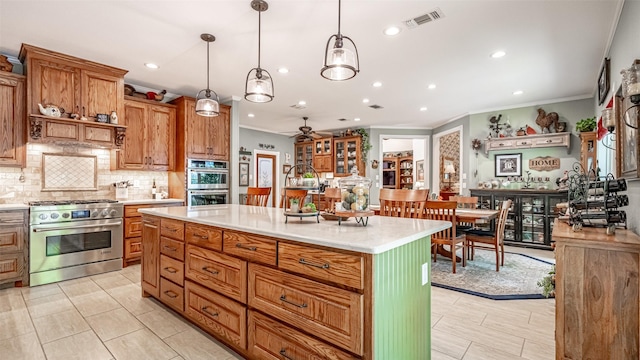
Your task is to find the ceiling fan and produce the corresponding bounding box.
[288,117,333,142]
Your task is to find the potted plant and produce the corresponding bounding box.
[576,117,596,132]
[302,172,315,187]
[289,198,300,213]
[536,266,556,298]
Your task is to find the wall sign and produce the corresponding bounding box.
[529,156,560,171]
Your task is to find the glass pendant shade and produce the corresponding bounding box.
[245,68,274,103]
[195,89,220,117]
[321,34,359,81]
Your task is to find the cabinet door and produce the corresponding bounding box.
[142,217,160,298]
[0,74,25,167]
[208,105,230,160]
[29,58,81,116]
[81,69,123,118]
[147,105,175,171]
[119,101,147,170]
[185,98,211,159]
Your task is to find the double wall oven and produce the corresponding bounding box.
[29,200,123,286]
[186,159,229,206]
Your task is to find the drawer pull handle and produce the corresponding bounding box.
[235,243,257,251]
[194,234,209,239]
[163,267,177,274]
[201,266,219,275]
[164,228,178,232]
[201,306,218,318]
[279,295,307,308]
[279,349,296,360]
[299,258,330,269]
[163,245,177,252]
[163,290,178,299]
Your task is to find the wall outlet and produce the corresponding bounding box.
[422,263,429,285]
[133,180,140,188]
[462,173,467,180]
[462,182,467,189]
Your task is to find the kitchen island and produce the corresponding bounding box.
[139,204,450,360]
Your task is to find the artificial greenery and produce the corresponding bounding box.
[289,198,299,204]
[576,117,596,132]
[536,265,556,298]
[303,172,314,178]
[354,128,372,163]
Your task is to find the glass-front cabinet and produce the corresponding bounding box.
[333,136,362,176]
[470,189,568,249]
[294,141,313,176]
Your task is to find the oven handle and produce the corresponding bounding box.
[32,219,123,232]
[188,190,229,195]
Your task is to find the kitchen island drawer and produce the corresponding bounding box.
[186,224,222,251]
[223,231,276,266]
[185,280,247,350]
[248,310,359,360]
[248,264,363,355]
[160,277,184,312]
[160,237,184,261]
[185,245,247,303]
[278,242,363,289]
[160,219,184,240]
[160,254,184,286]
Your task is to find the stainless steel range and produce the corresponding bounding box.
[29,199,124,286]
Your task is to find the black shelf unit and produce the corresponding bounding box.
[470,188,568,249]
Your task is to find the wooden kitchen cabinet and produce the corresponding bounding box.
[19,44,127,148]
[294,141,313,176]
[0,209,28,287]
[313,137,333,172]
[0,72,26,167]
[334,136,363,176]
[579,131,598,175]
[141,216,160,298]
[115,98,176,171]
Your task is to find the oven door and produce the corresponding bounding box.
[30,218,123,274]
[187,169,229,190]
[187,190,229,206]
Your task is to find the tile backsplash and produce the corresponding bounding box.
[0,143,170,204]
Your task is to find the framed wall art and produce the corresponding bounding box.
[239,162,249,186]
[283,164,292,174]
[495,153,522,177]
[598,58,610,106]
[616,90,639,179]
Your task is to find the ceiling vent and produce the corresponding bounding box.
[404,8,445,29]
[290,103,306,110]
[369,104,384,110]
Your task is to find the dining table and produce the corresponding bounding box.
[455,208,499,224]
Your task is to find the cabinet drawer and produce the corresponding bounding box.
[0,227,22,253]
[185,245,247,304]
[248,264,363,355]
[124,237,142,261]
[124,217,143,238]
[160,254,184,286]
[160,237,185,261]
[185,280,247,350]
[186,224,222,251]
[0,211,26,224]
[488,139,514,149]
[124,202,184,218]
[0,253,23,282]
[278,242,363,289]
[160,277,184,312]
[160,219,184,240]
[223,231,277,266]
[534,135,567,146]
[248,311,358,360]
[514,139,533,146]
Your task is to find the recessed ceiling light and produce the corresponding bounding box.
[298,100,306,105]
[491,51,506,59]
[428,84,436,90]
[373,81,382,88]
[248,113,255,118]
[362,98,370,103]
[278,67,289,74]
[354,117,361,122]
[513,90,523,95]
[420,107,428,112]
[384,26,400,36]
[144,63,159,69]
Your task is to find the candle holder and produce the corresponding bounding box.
[513,171,534,189]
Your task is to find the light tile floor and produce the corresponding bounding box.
[0,246,555,360]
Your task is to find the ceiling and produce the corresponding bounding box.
[0,1,621,136]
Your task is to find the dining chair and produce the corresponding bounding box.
[323,187,342,212]
[424,200,466,273]
[464,199,512,271]
[280,189,309,209]
[379,189,429,218]
[245,187,271,207]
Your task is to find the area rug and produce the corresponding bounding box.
[431,250,555,300]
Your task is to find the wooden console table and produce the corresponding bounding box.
[552,220,640,359]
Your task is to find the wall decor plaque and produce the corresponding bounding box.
[529,156,560,171]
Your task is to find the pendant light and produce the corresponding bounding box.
[245,0,274,103]
[321,0,360,81]
[195,33,220,117]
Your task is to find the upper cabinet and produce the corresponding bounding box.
[484,132,570,154]
[333,136,363,176]
[19,44,127,148]
[171,96,230,163]
[313,137,333,172]
[294,141,313,176]
[115,98,176,171]
[0,72,26,167]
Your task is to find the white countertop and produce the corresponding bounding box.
[118,198,184,205]
[0,204,29,211]
[139,204,450,254]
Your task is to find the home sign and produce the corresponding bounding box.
[529,156,560,171]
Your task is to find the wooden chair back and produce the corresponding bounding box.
[280,189,308,209]
[450,196,478,209]
[323,187,342,212]
[495,199,512,245]
[246,187,271,207]
[465,199,512,271]
[379,189,429,218]
[424,201,458,240]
